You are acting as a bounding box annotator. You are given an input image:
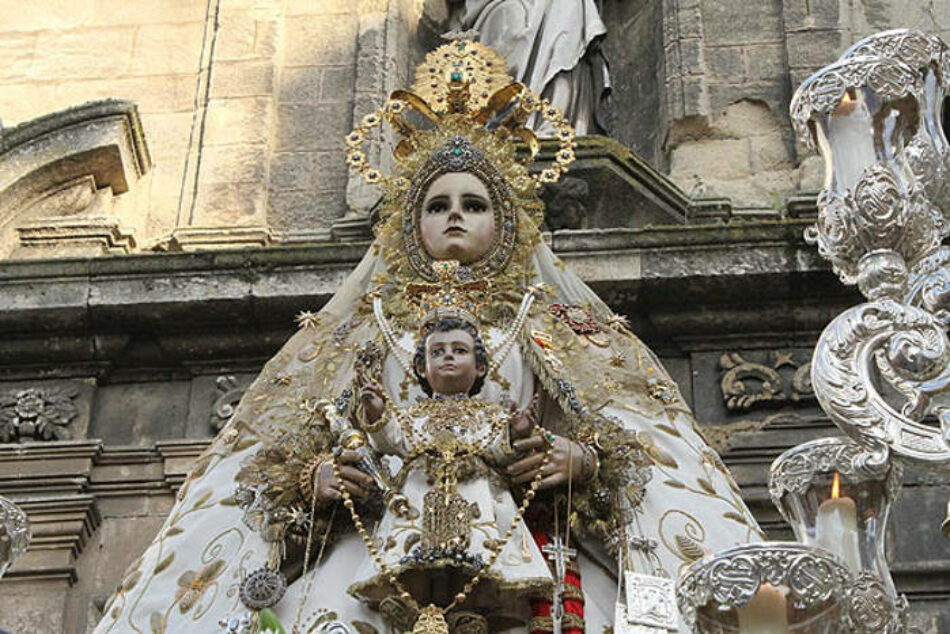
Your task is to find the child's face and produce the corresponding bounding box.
[424,328,483,395]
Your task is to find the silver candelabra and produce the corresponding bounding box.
[677,29,950,634]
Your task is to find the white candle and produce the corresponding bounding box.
[816,473,862,574]
[826,90,877,191]
[737,583,789,634]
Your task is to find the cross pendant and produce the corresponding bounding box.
[542,536,576,634]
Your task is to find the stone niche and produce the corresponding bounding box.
[0,99,152,259]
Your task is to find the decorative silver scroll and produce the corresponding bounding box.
[843,29,950,219]
[810,299,950,465]
[676,542,852,632]
[0,495,30,579]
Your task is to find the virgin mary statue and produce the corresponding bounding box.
[93,39,761,634]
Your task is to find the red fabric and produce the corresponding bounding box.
[529,530,584,634]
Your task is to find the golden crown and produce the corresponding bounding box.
[342,35,577,196]
[405,261,489,329]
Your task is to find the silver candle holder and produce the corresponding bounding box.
[769,439,905,632]
[675,28,950,634]
[842,29,950,220]
[676,542,855,634]
[0,495,30,580]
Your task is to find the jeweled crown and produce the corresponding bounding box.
[343,35,577,195]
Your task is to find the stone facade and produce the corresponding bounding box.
[0,1,949,633]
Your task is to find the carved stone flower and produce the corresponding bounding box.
[0,386,79,442]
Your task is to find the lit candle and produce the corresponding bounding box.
[825,89,878,191]
[736,583,789,634]
[816,472,862,573]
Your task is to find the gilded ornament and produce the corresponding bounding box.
[411,605,449,634]
[295,310,320,329]
[238,567,287,611]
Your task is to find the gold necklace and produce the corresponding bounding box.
[332,432,553,634]
[396,398,508,453]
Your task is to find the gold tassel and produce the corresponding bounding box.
[411,605,449,634]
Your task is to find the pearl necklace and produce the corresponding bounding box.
[373,296,415,375]
[487,289,535,371]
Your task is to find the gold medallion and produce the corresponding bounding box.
[412,604,450,634]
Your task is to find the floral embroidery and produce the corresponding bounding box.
[549,303,602,334]
[175,560,226,613]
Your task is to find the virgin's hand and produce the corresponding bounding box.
[507,393,540,441]
[312,450,376,504]
[506,434,585,490]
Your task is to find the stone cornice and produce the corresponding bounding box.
[0,219,832,318]
[0,220,854,376]
[0,439,209,582]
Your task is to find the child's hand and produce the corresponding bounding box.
[508,392,540,440]
[360,383,386,424]
[355,355,386,425]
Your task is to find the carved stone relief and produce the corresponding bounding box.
[209,375,250,432]
[0,386,80,441]
[0,99,151,259]
[719,351,814,411]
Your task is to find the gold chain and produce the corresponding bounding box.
[292,483,337,632]
[332,431,553,629]
[392,398,509,457]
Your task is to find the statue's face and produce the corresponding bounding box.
[424,328,484,395]
[419,172,496,264]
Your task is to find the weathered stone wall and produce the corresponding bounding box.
[652,0,950,213]
[1,0,946,247]
[0,0,427,254]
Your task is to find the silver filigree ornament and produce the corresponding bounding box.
[843,30,950,219]
[675,542,852,631]
[769,437,901,511]
[906,245,950,327]
[810,298,950,466]
[846,571,903,634]
[0,496,30,580]
[806,164,945,300]
[239,567,287,611]
[790,56,921,152]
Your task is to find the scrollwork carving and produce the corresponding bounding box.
[718,351,815,411]
[211,376,249,432]
[791,57,921,150]
[811,298,950,466]
[719,352,785,410]
[805,164,945,299]
[676,543,851,630]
